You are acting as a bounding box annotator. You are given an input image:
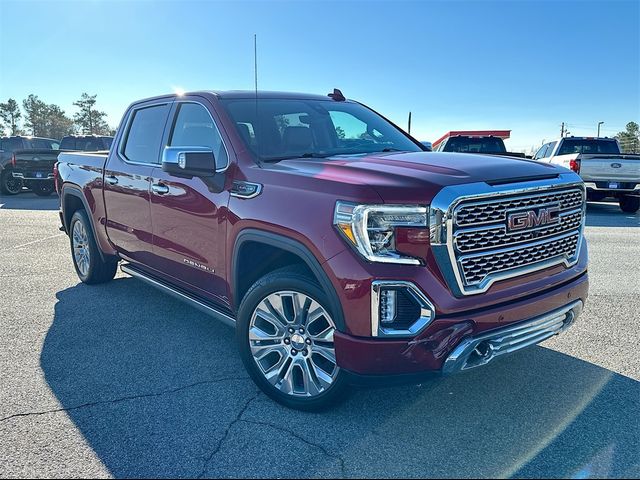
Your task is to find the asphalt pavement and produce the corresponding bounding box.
[0,193,638,478]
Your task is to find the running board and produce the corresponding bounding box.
[120,263,236,328]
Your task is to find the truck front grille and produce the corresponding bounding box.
[452,186,584,290]
[429,178,586,296]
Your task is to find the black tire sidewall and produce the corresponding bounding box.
[620,195,640,213]
[236,269,349,411]
[1,170,22,195]
[69,210,114,284]
[33,182,54,196]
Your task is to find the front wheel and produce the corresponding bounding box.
[619,195,640,213]
[69,210,118,284]
[237,267,349,410]
[0,170,22,195]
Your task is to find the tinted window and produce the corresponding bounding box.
[169,103,228,168]
[60,137,77,150]
[442,136,506,153]
[0,138,23,152]
[25,138,59,150]
[102,137,114,149]
[221,98,421,161]
[123,104,170,164]
[557,139,620,155]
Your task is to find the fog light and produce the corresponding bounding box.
[379,289,397,324]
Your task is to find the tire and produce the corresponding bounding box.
[619,195,640,213]
[32,182,55,197]
[0,170,22,195]
[69,210,118,284]
[236,266,349,411]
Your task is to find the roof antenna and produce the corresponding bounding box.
[328,88,345,101]
[408,111,412,135]
[254,34,262,165]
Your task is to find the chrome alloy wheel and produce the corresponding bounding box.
[72,220,90,277]
[249,290,339,397]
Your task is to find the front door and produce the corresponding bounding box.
[149,99,231,306]
[103,102,171,265]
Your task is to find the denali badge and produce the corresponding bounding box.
[611,163,622,168]
[183,258,215,273]
[508,205,560,231]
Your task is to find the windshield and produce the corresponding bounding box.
[442,136,506,153]
[557,139,620,155]
[220,98,422,161]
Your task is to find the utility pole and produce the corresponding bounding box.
[407,111,412,134]
[597,121,604,137]
[560,122,565,137]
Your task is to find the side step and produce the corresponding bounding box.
[120,263,236,328]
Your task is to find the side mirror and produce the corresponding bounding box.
[162,146,216,177]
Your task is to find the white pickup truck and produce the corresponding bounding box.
[533,137,640,213]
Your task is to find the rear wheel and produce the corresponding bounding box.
[32,181,55,196]
[0,170,22,195]
[237,267,349,410]
[69,210,118,284]
[619,195,640,213]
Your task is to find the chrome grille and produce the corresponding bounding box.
[455,189,583,226]
[448,185,585,293]
[454,210,582,252]
[459,232,580,285]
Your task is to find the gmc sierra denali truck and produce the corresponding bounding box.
[56,90,589,410]
[534,137,640,213]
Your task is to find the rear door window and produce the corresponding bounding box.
[122,104,171,164]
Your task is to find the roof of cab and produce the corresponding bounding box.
[130,90,343,106]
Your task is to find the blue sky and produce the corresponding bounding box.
[1,0,638,151]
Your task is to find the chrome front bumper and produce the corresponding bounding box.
[442,300,583,375]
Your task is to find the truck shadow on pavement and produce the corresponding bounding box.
[42,278,640,478]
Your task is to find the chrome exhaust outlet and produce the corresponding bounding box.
[443,300,583,375]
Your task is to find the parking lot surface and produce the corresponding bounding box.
[0,193,638,478]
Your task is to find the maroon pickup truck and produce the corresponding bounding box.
[56,90,589,410]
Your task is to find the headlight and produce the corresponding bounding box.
[334,202,429,264]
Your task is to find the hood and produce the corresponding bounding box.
[266,152,565,203]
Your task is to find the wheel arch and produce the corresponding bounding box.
[231,229,345,331]
[61,185,107,262]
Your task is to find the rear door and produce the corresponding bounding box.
[103,101,172,266]
[148,98,231,305]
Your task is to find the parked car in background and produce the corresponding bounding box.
[60,135,113,151]
[57,90,588,410]
[0,136,60,195]
[433,130,526,158]
[534,137,640,213]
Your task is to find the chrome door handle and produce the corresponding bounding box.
[151,183,170,195]
[106,175,118,185]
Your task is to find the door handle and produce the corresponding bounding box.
[105,175,118,185]
[152,183,170,195]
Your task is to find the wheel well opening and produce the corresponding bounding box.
[234,241,316,308]
[63,194,84,230]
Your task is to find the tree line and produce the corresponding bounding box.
[616,122,640,154]
[0,93,113,139]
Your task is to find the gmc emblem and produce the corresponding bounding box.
[508,205,561,231]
